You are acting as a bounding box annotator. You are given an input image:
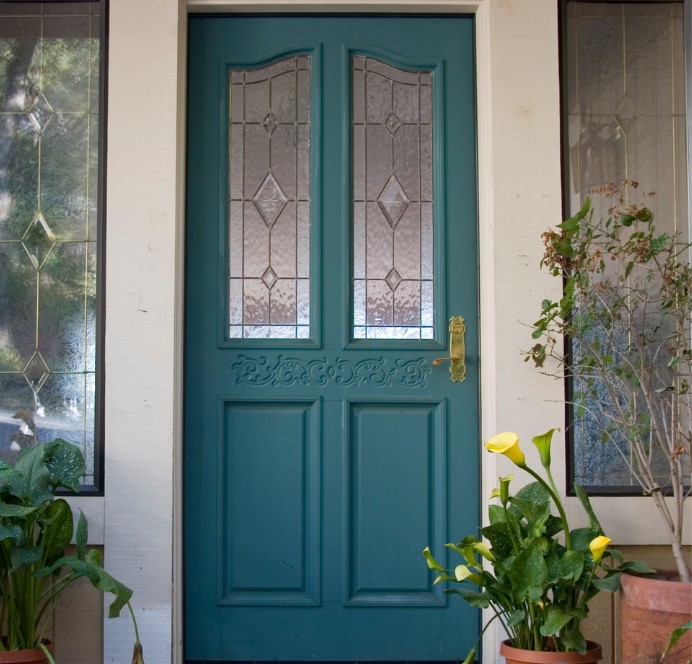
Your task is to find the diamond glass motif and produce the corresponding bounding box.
[22,212,56,268]
[263,112,279,135]
[377,176,410,229]
[384,112,402,136]
[262,267,279,290]
[385,268,402,292]
[24,352,50,390]
[253,174,288,228]
[27,92,54,134]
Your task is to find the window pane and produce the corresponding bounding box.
[228,56,311,340]
[564,2,689,491]
[352,56,434,340]
[0,1,101,487]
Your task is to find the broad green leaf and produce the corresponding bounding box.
[15,445,52,505]
[0,503,39,518]
[10,545,43,570]
[488,504,506,524]
[44,440,85,492]
[511,545,548,602]
[0,468,28,500]
[591,572,621,592]
[453,588,491,609]
[558,550,584,581]
[0,523,22,544]
[539,604,572,636]
[561,627,587,654]
[480,522,514,559]
[620,560,656,574]
[507,609,526,626]
[42,498,74,558]
[570,527,599,552]
[514,481,551,506]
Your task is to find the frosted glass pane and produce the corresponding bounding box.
[228,56,311,339]
[352,56,434,340]
[565,3,689,490]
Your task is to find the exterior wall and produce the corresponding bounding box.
[59,1,690,663]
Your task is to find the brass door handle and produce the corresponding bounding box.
[432,316,466,382]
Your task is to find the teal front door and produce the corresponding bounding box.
[184,15,479,662]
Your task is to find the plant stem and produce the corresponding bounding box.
[523,465,572,550]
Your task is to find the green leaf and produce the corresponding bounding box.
[0,503,39,518]
[488,504,506,524]
[43,439,85,492]
[592,572,621,592]
[453,588,491,609]
[570,527,599,552]
[76,511,88,560]
[42,498,74,558]
[514,481,551,507]
[662,622,692,658]
[511,545,548,602]
[561,627,587,654]
[620,560,656,574]
[15,445,52,506]
[480,522,514,559]
[558,550,584,581]
[507,609,526,627]
[573,484,602,533]
[10,545,43,570]
[0,523,22,544]
[539,604,572,636]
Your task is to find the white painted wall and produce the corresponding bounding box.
[101,1,689,663]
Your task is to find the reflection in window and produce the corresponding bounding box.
[563,2,689,490]
[0,2,103,488]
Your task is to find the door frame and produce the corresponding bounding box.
[175,2,497,662]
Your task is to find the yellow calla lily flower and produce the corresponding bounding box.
[484,432,526,467]
[489,487,501,499]
[589,535,611,562]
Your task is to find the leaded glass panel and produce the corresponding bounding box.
[564,2,689,491]
[229,56,311,339]
[352,56,433,340]
[0,1,101,486]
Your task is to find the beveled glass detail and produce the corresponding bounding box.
[229,56,311,339]
[0,2,101,486]
[352,56,434,340]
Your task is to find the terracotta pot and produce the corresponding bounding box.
[0,643,52,664]
[500,640,603,664]
[620,572,692,664]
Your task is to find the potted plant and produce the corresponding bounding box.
[0,437,144,664]
[527,182,691,662]
[424,430,653,664]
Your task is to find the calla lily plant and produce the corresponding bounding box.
[424,430,653,662]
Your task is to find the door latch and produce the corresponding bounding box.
[432,316,466,382]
